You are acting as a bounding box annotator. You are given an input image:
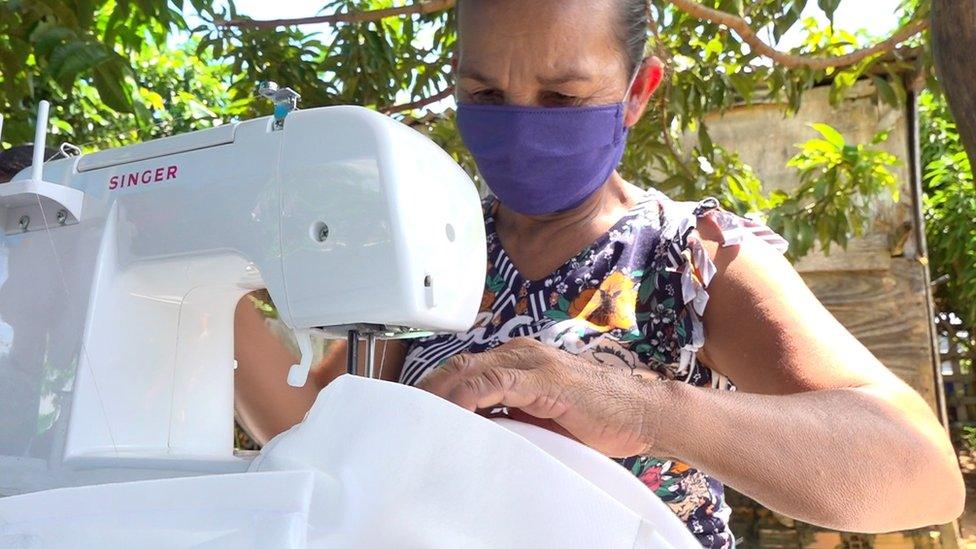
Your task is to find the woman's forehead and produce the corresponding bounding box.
[457,0,626,82]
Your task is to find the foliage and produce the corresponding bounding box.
[609,2,925,258]
[962,425,976,452]
[767,124,900,259]
[613,0,926,199]
[0,0,240,151]
[64,38,252,151]
[193,0,455,118]
[919,91,976,326]
[0,0,947,268]
[247,292,279,320]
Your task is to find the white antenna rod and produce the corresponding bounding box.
[0,113,5,146]
[31,100,50,182]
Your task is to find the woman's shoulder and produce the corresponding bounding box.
[626,187,790,377]
[640,187,788,253]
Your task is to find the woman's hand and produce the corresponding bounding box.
[416,337,665,458]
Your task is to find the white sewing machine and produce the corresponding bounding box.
[0,95,486,491]
[0,96,699,548]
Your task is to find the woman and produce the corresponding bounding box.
[234,0,964,545]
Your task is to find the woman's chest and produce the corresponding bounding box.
[399,234,718,389]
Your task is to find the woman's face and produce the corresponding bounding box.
[456,0,660,123]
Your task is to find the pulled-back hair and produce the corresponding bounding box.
[0,146,37,183]
[617,0,650,75]
[0,145,58,183]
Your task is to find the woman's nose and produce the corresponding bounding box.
[502,89,543,108]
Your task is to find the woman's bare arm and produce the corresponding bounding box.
[416,216,964,532]
[669,216,965,531]
[233,294,407,445]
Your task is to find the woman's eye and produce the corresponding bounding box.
[471,89,504,105]
[541,92,581,107]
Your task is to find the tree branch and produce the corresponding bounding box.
[220,0,927,71]
[667,0,928,70]
[380,85,455,114]
[216,0,456,29]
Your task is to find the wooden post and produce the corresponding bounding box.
[931,0,976,171]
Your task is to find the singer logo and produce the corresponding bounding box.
[109,165,178,190]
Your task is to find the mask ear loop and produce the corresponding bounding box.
[622,65,643,126]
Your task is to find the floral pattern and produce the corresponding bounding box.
[400,190,787,548]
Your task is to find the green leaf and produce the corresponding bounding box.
[810,123,846,149]
[143,89,165,110]
[773,0,807,42]
[872,76,898,107]
[698,123,714,157]
[31,24,77,57]
[92,61,134,113]
[728,73,756,102]
[818,0,842,22]
[48,41,111,86]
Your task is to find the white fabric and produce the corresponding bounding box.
[0,470,319,548]
[0,376,700,548]
[492,418,699,545]
[252,376,699,548]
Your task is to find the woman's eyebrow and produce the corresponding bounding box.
[537,71,593,86]
[457,68,500,86]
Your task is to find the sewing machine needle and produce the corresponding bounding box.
[365,333,376,379]
[347,330,359,376]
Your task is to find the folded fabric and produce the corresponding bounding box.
[252,375,699,548]
[0,470,320,548]
[0,376,699,548]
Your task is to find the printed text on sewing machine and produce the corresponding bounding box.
[108,165,179,190]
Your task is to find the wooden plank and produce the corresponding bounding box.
[794,234,893,274]
[801,258,938,410]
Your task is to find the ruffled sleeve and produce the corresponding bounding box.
[656,195,788,381]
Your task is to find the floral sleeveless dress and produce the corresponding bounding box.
[400,188,788,548]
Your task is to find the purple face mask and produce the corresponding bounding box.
[456,102,629,216]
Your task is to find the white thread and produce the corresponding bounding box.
[378,340,389,381]
[33,193,120,456]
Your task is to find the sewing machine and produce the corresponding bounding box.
[0,98,700,548]
[0,96,486,494]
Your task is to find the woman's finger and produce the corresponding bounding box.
[417,339,569,414]
[444,366,573,421]
[418,342,527,396]
[416,352,485,400]
[442,367,535,411]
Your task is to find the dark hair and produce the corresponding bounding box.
[0,145,56,183]
[617,0,650,76]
